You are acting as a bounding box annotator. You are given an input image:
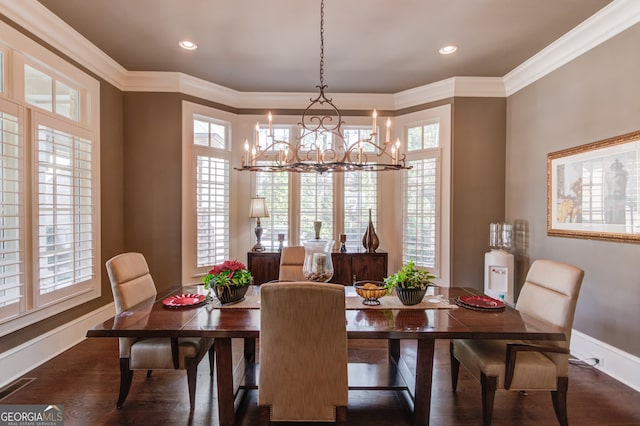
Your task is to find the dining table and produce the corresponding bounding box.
[86,284,566,426]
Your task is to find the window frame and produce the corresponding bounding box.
[0,20,101,336]
[396,105,451,286]
[181,101,234,284]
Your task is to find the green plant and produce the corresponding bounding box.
[384,260,435,294]
[201,260,253,294]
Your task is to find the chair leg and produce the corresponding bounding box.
[551,377,569,426]
[450,341,460,392]
[146,370,153,378]
[185,357,199,412]
[117,358,134,409]
[480,373,497,426]
[208,344,215,377]
[258,405,271,425]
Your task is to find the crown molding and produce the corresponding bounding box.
[2,0,638,107]
[504,0,640,96]
[0,0,127,89]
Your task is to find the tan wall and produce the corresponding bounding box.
[506,23,640,356]
[451,97,507,289]
[123,92,184,294]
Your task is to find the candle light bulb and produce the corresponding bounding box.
[244,140,249,151]
[395,138,401,148]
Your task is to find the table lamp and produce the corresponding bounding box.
[249,196,269,251]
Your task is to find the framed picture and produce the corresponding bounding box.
[547,130,640,243]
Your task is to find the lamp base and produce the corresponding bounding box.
[253,224,265,252]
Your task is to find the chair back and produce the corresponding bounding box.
[106,252,157,313]
[259,282,348,422]
[515,259,584,344]
[278,246,306,281]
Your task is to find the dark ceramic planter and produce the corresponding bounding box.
[395,287,427,306]
[213,284,249,305]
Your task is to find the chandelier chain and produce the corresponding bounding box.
[319,0,325,88]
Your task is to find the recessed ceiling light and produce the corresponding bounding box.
[439,45,457,55]
[179,40,197,50]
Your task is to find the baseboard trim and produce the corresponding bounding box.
[571,329,640,392]
[0,303,115,388]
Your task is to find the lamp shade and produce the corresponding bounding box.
[249,197,269,218]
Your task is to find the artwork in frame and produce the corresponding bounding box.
[547,130,640,243]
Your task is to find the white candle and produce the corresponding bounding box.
[386,117,391,142]
[372,109,377,134]
[268,112,273,137]
[244,139,249,165]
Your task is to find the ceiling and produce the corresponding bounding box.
[36,0,613,94]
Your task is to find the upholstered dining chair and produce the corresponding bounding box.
[278,246,306,281]
[258,282,348,424]
[450,259,584,426]
[106,252,214,412]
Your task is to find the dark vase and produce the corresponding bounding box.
[362,208,379,253]
[214,284,249,305]
[395,287,427,306]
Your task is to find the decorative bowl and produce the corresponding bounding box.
[354,281,387,306]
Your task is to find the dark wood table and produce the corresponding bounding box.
[87,285,565,426]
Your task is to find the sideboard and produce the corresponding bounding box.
[247,251,388,285]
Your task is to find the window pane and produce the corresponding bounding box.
[344,171,376,251]
[300,173,333,241]
[407,123,440,151]
[195,156,229,267]
[0,109,23,309]
[424,123,440,148]
[25,65,53,112]
[193,116,226,149]
[55,81,80,121]
[256,166,289,251]
[403,158,438,268]
[37,124,94,294]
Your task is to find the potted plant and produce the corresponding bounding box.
[384,260,435,305]
[201,260,253,304]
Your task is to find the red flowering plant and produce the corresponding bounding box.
[201,260,253,295]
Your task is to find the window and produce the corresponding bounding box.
[182,102,232,282]
[0,25,100,334]
[25,64,80,122]
[250,124,378,248]
[300,173,333,241]
[0,100,23,319]
[403,119,443,274]
[34,113,96,306]
[344,171,376,251]
[255,126,290,251]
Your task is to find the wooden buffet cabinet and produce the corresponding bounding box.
[247,251,388,285]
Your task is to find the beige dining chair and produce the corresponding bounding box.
[258,281,348,424]
[106,252,214,412]
[278,246,306,281]
[450,259,584,426]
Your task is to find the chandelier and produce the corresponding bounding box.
[236,0,411,174]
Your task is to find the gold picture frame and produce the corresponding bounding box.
[547,130,640,243]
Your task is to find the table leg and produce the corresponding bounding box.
[413,338,435,426]
[389,338,400,363]
[214,338,235,426]
[244,337,256,360]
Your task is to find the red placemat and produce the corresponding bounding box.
[163,294,206,308]
[455,294,505,311]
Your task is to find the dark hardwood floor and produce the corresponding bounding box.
[2,338,639,425]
